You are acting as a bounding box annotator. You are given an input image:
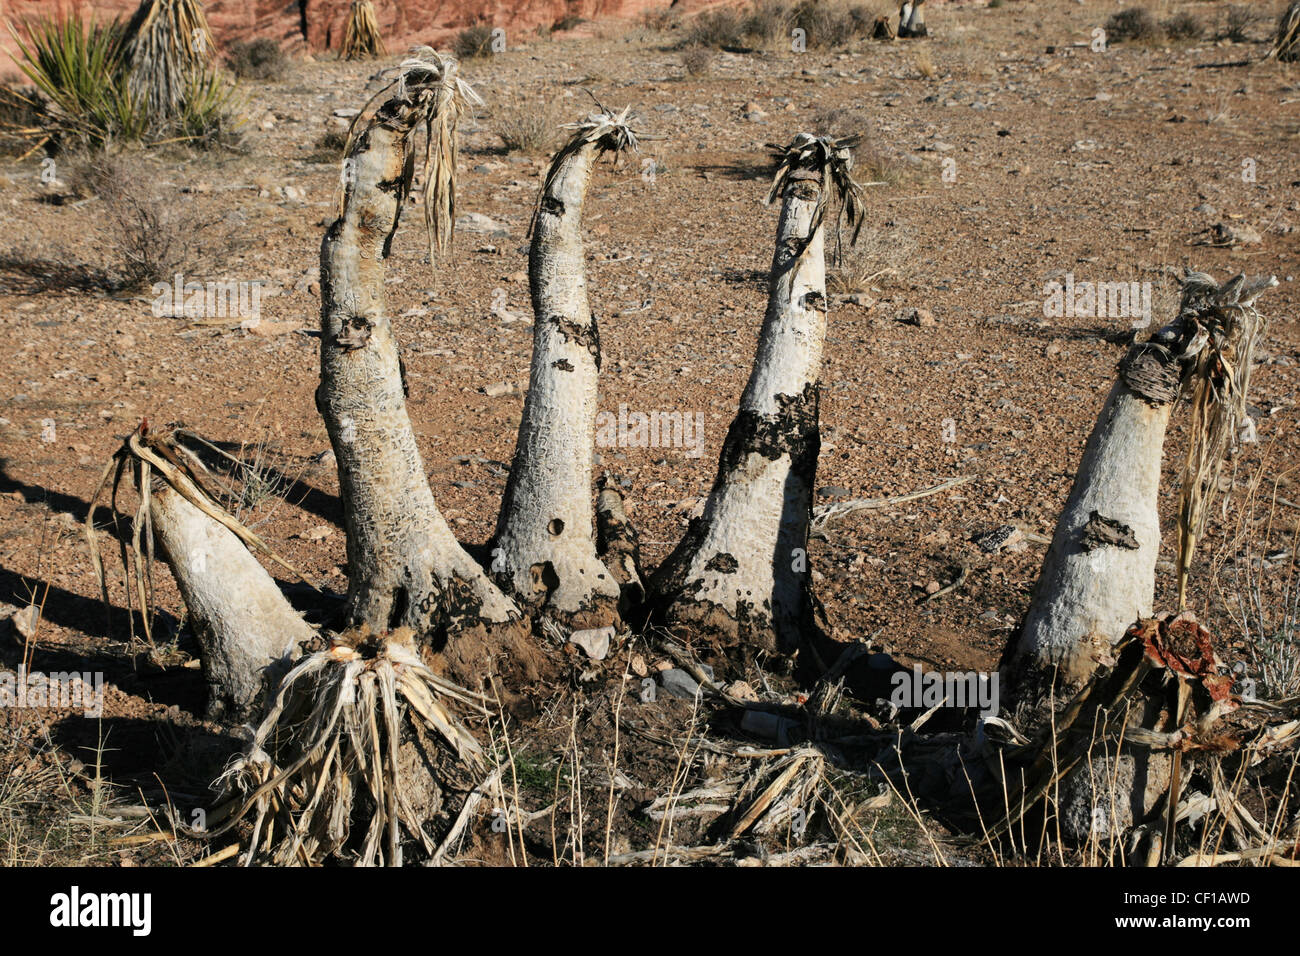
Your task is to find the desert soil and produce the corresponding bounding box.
[0,1,1297,864]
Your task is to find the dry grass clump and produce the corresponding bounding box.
[680,45,717,76]
[493,101,559,154]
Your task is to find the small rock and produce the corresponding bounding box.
[7,604,40,641]
[659,668,701,700]
[818,486,851,499]
[568,626,614,661]
[456,212,506,234]
[898,307,937,328]
[974,525,1024,554]
[480,381,519,398]
[726,680,758,702]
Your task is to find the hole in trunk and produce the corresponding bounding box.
[388,585,409,630]
[548,518,565,536]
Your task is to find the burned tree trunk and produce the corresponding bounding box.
[317,54,526,663]
[491,112,638,629]
[647,135,862,656]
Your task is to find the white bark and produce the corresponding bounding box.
[493,138,619,627]
[1010,383,1170,698]
[150,483,313,721]
[1004,321,1194,703]
[318,80,522,644]
[899,0,927,37]
[647,173,826,652]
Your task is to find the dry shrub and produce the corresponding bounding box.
[1220,4,1260,42]
[681,45,717,76]
[225,38,287,80]
[493,102,558,154]
[1105,7,1162,42]
[642,7,681,32]
[1162,12,1202,41]
[455,24,496,60]
[686,8,748,47]
[743,0,793,41]
[67,152,201,287]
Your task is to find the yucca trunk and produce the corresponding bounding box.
[491,125,632,628]
[647,140,840,654]
[318,65,523,654]
[149,476,313,721]
[1004,379,1174,703]
[899,0,927,37]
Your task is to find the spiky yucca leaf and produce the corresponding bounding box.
[341,0,387,60]
[1173,269,1278,607]
[345,48,481,267]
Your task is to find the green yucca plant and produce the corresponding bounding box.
[172,67,246,148]
[6,5,241,152]
[7,14,145,150]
